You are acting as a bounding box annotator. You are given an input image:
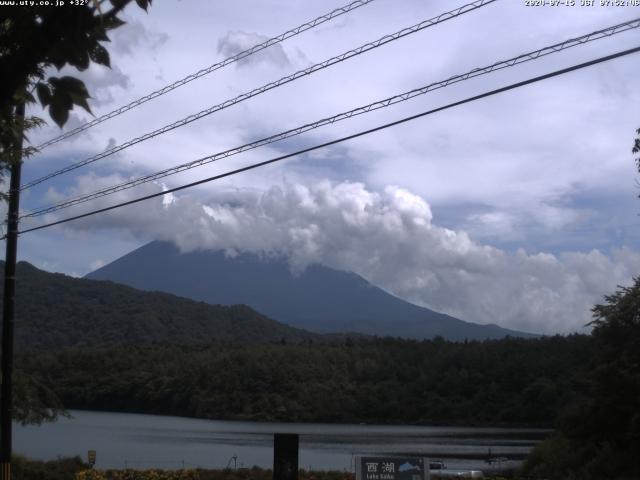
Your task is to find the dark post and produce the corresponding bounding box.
[1,102,25,480]
[273,433,299,480]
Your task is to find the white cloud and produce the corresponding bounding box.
[36,177,640,335]
[90,259,105,271]
[111,18,169,57]
[217,31,291,68]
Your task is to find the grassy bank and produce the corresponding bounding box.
[75,469,515,480]
[13,457,519,480]
[12,455,89,480]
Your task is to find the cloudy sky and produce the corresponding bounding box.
[6,0,640,335]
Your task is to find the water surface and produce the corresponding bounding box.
[15,410,549,471]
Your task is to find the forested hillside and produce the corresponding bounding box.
[1,261,327,350]
[20,335,591,427]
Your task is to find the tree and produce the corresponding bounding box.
[634,128,640,169]
[0,0,151,183]
[585,279,640,471]
[523,279,640,480]
[634,128,640,199]
[11,370,67,425]
[0,0,152,423]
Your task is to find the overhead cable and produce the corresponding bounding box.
[22,0,497,190]
[20,16,640,218]
[33,0,377,151]
[14,45,640,237]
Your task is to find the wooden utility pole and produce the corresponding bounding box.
[1,101,25,480]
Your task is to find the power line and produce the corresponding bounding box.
[21,16,640,219]
[22,0,497,190]
[33,0,377,151]
[15,45,640,237]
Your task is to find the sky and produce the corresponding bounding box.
[5,0,640,335]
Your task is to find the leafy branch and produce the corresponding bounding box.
[0,0,152,182]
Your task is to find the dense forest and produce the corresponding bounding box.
[19,335,591,427]
[1,261,336,350]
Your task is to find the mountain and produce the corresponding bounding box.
[0,260,326,351]
[86,241,536,340]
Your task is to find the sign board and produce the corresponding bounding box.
[87,450,96,466]
[356,456,430,480]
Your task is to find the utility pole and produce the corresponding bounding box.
[273,434,299,480]
[1,101,25,480]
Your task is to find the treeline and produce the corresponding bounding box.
[19,334,591,427]
[1,261,330,351]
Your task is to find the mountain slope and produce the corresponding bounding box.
[86,241,536,340]
[0,261,325,351]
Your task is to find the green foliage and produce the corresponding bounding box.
[0,0,152,183]
[12,368,67,425]
[12,454,89,480]
[46,76,93,126]
[20,335,590,427]
[633,127,640,172]
[1,261,326,350]
[522,434,585,480]
[2,259,327,424]
[75,467,354,480]
[523,279,640,479]
[11,462,515,480]
[0,1,144,117]
[76,468,199,480]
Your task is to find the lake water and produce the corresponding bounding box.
[15,410,549,472]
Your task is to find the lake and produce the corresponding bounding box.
[15,410,549,472]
